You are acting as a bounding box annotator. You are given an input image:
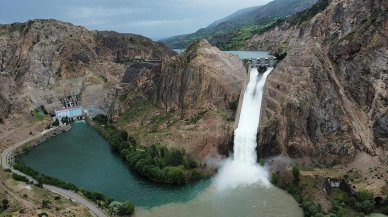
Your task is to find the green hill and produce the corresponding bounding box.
[160,0,318,50]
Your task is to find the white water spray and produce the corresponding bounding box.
[214,67,273,191]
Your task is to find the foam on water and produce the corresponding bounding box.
[214,67,273,191]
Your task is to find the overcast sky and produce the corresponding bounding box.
[0,0,272,39]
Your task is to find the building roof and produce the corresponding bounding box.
[55,106,82,112]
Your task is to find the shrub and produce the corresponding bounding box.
[41,200,50,209]
[109,201,134,216]
[1,199,9,210]
[292,166,300,183]
[12,173,29,183]
[93,114,108,125]
[271,173,279,185]
[52,118,60,127]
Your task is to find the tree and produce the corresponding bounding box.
[52,118,60,127]
[292,166,300,183]
[61,116,69,125]
[118,201,134,215]
[1,198,9,210]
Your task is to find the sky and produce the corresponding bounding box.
[0,0,272,40]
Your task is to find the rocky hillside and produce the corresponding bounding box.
[248,0,387,164]
[0,19,247,161]
[112,39,246,160]
[0,19,173,123]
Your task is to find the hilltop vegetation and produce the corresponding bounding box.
[160,0,317,49]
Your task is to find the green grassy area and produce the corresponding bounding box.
[119,100,156,124]
[162,18,280,50]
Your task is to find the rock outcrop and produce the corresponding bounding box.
[156,40,245,118]
[0,19,172,120]
[114,39,247,160]
[246,0,387,164]
[0,20,246,161]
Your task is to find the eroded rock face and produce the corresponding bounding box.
[156,40,246,118]
[251,0,387,164]
[0,19,172,119]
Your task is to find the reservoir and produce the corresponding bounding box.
[19,122,302,216]
[19,121,209,208]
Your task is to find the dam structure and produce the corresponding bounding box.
[214,65,274,191]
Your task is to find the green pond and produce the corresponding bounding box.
[20,121,303,216]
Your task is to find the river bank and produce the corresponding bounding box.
[0,123,110,217]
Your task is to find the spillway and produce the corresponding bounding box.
[214,67,273,191]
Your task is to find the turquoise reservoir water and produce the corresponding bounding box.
[19,121,303,216]
[19,121,209,208]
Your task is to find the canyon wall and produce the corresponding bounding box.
[246,0,387,164]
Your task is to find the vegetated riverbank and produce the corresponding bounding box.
[270,165,388,217]
[8,123,135,217]
[11,162,134,216]
[91,115,207,185]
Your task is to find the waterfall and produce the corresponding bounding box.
[214,67,273,191]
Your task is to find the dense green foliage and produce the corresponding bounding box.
[109,201,135,216]
[52,118,60,127]
[12,173,30,183]
[1,198,9,211]
[96,125,204,185]
[93,114,108,125]
[61,116,69,125]
[14,162,79,191]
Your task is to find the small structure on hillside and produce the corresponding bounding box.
[54,95,84,121]
[249,57,277,72]
[55,106,84,121]
[324,177,356,196]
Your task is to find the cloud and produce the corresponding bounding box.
[67,6,147,19]
[0,0,276,38]
[125,19,192,27]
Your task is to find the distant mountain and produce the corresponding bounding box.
[160,0,318,50]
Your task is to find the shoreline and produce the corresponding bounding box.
[0,124,109,217]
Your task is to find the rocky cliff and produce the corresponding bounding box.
[0,19,173,123]
[0,19,247,161]
[245,0,387,164]
[113,39,246,160]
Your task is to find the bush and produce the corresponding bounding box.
[350,191,374,214]
[109,201,134,216]
[12,173,29,183]
[52,118,60,127]
[118,201,135,216]
[1,199,9,210]
[93,114,108,125]
[41,200,50,209]
[292,166,300,183]
[271,172,279,185]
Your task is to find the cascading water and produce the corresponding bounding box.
[214,67,274,191]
